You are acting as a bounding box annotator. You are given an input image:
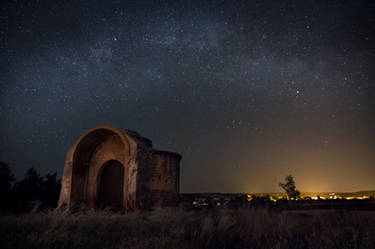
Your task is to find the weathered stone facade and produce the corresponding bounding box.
[58,126,181,211]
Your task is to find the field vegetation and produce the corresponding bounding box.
[1,208,375,249]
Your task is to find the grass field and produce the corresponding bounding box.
[1,208,375,249]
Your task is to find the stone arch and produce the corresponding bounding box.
[96,160,124,209]
[59,126,137,210]
[58,125,182,212]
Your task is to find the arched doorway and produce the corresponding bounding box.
[97,160,124,209]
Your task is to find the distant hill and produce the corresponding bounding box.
[297,190,375,198]
[181,190,375,199]
[335,190,375,197]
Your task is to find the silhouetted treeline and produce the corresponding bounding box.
[0,161,61,212]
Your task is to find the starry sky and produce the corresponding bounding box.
[1,0,375,193]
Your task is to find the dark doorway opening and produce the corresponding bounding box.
[98,160,124,210]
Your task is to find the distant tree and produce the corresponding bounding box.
[41,173,61,207]
[14,168,44,210]
[0,161,16,209]
[279,174,300,200]
[206,196,215,209]
[229,194,248,207]
[0,161,15,192]
[249,195,273,207]
[0,163,62,212]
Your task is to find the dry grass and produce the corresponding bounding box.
[1,208,374,249]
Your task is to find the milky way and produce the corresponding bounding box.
[1,0,375,192]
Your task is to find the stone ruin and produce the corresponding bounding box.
[58,126,181,211]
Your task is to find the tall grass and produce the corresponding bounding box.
[1,208,374,249]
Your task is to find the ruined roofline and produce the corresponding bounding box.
[150,149,182,160]
[83,126,180,159]
[121,129,153,148]
[121,130,181,160]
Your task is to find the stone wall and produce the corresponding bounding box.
[146,151,181,207]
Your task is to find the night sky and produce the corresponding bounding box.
[1,0,375,193]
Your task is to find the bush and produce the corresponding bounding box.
[0,162,61,212]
